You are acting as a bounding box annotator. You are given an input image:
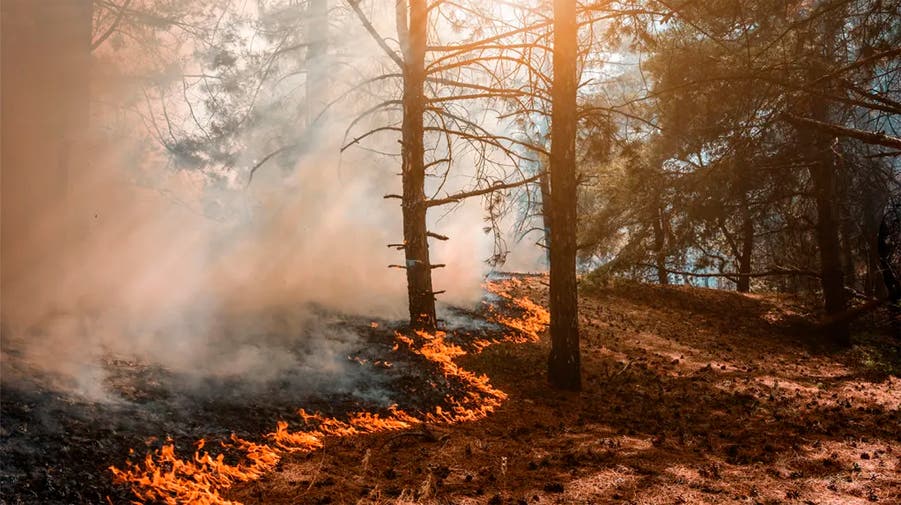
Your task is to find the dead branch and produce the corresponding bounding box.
[314,73,402,125]
[781,114,901,150]
[345,0,405,69]
[341,126,402,152]
[343,100,404,144]
[246,144,299,187]
[427,91,532,104]
[423,123,550,158]
[426,173,543,208]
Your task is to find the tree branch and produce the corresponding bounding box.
[782,113,901,150]
[345,0,405,69]
[91,0,133,51]
[638,264,821,279]
[426,173,543,208]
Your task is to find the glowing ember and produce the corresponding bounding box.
[110,280,548,504]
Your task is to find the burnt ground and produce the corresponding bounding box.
[225,276,901,505]
[2,276,900,504]
[1,311,498,504]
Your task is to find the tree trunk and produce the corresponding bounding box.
[539,163,553,264]
[838,202,857,292]
[877,215,900,303]
[736,202,754,293]
[1,0,92,327]
[547,0,581,391]
[795,33,850,343]
[398,0,436,330]
[807,131,849,344]
[653,206,668,285]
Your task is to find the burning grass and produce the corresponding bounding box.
[106,279,548,504]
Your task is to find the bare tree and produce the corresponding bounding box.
[344,0,547,330]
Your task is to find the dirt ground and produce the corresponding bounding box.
[227,276,901,505]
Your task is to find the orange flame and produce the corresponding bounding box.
[111,280,548,504]
[108,435,280,505]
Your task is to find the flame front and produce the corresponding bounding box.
[109,435,280,505]
[110,279,547,504]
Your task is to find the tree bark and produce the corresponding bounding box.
[547,0,581,391]
[736,200,754,293]
[653,206,668,285]
[804,119,849,344]
[398,0,436,330]
[795,19,850,344]
[839,204,857,292]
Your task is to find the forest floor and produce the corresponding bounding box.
[2,275,899,504]
[227,275,901,505]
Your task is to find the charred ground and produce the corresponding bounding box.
[0,311,489,504]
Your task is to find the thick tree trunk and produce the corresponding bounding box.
[796,40,849,343]
[807,134,849,344]
[399,0,436,330]
[804,79,849,344]
[1,0,92,327]
[547,0,581,391]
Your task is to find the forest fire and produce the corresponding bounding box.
[108,436,280,505]
[107,280,549,504]
[3,0,899,502]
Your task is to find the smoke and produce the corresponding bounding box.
[1,1,543,402]
[3,134,418,401]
